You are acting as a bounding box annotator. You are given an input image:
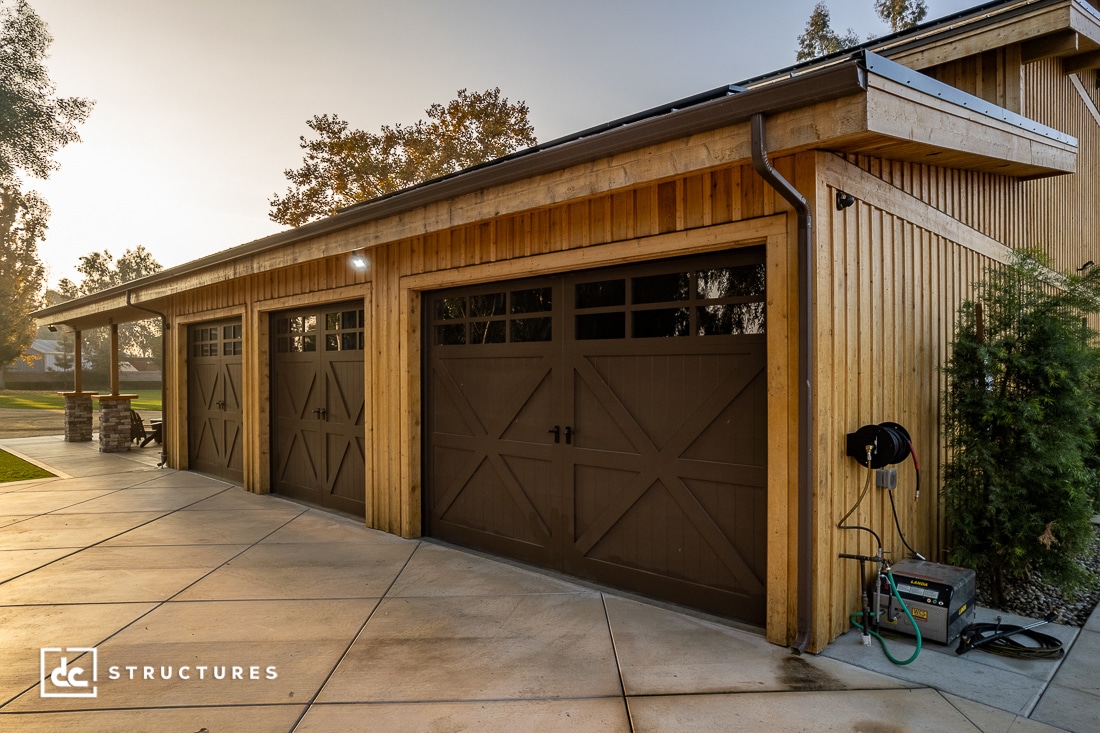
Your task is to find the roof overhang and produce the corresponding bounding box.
[35,52,1077,331]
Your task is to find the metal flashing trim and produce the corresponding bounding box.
[859,50,1078,146]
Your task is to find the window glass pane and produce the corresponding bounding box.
[288,316,304,333]
[435,297,465,320]
[233,342,242,355]
[436,324,466,345]
[326,312,340,331]
[633,272,689,304]
[222,325,234,340]
[576,312,625,340]
[471,320,506,344]
[696,264,766,300]
[511,317,552,342]
[510,287,552,314]
[192,346,201,357]
[342,310,359,329]
[234,325,242,339]
[303,334,316,351]
[359,332,365,349]
[325,334,340,351]
[341,333,359,351]
[575,280,625,309]
[276,318,289,335]
[470,293,506,318]
[697,303,766,335]
[303,315,317,332]
[276,338,288,353]
[633,308,690,338]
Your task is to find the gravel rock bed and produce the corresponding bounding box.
[974,522,1100,627]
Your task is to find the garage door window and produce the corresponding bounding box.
[432,287,553,345]
[575,263,765,340]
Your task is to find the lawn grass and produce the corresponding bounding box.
[0,448,53,482]
[0,389,162,411]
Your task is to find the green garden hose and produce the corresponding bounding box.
[848,571,922,665]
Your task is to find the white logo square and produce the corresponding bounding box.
[40,647,98,698]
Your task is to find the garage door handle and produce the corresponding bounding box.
[547,426,560,443]
[565,426,575,444]
[313,407,327,419]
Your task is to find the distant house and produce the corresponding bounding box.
[7,339,69,373]
[33,0,1100,652]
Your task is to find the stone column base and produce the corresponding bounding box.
[59,392,97,442]
[94,395,138,453]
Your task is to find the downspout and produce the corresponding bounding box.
[126,291,169,468]
[750,113,815,654]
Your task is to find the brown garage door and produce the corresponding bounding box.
[188,319,244,482]
[271,303,366,516]
[425,249,767,624]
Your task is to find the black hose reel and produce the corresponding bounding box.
[845,422,911,468]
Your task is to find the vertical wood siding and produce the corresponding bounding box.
[815,162,993,642]
[1023,60,1100,274]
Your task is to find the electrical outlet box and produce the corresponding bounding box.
[876,468,897,489]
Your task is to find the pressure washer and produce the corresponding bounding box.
[838,422,1064,664]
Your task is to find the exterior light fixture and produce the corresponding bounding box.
[836,191,856,210]
[1078,260,1094,272]
[47,324,58,332]
[349,249,368,271]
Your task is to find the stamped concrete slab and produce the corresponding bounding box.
[0,511,166,550]
[0,602,158,706]
[387,542,586,597]
[175,541,416,601]
[0,478,60,494]
[47,486,229,514]
[297,699,631,732]
[1030,682,1100,732]
[4,598,377,711]
[0,514,32,528]
[604,595,912,697]
[318,592,621,703]
[0,544,247,604]
[0,547,80,583]
[258,509,408,545]
[182,488,298,512]
[629,688,995,732]
[942,693,1069,733]
[0,489,118,515]
[126,472,237,490]
[0,704,307,733]
[101,508,302,546]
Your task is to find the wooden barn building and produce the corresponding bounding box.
[35,0,1100,653]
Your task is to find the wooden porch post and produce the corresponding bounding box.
[73,329,83,393]
[109,322,120,396]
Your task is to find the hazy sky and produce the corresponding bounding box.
[24,0,976,287]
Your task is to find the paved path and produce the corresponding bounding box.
[0,435,1091,732]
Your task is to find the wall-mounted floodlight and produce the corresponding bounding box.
[1078,261,1094,272]
[47,325,58,332]
[349,249,368,271]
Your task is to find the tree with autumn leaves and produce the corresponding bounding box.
[0,0,92,371]
[269,88,537,227]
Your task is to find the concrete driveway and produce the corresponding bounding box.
[0,435,1086,732]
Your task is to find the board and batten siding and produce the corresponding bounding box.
[1023,60,1100,274]
[815,151,1015,644]
[158,143,1050,650]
